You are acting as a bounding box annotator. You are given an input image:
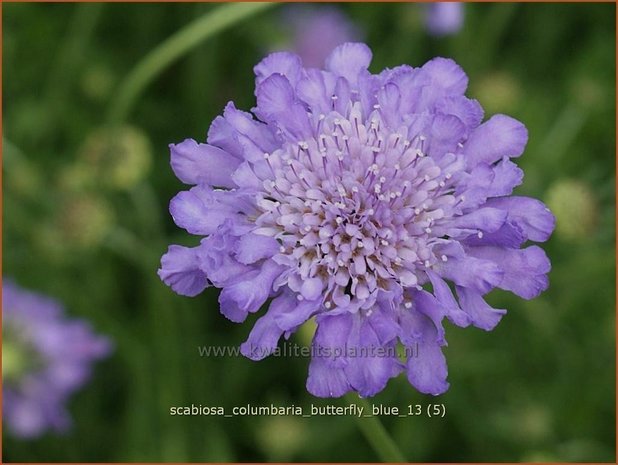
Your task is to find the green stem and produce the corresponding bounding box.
[345,394,407,462]
[107,2,275,125]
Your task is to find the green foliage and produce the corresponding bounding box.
[3,2,615,462]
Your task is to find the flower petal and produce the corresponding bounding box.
[254,51,303,86]
[169,139,240,187]
[218,261,284,323]
[446,207,508,235]
[426,270,470,327]
[275,297,321,332]
[399,296,449,395]
[207,115,243,158]
[306,356,352,398]
[306,313,353,397]
[463,221,526,248]
[455,286,506,331]
[223,103,278,154]
[486,196,556,242]
[463,114,528,166]
[240,291,297,360]
[427,113,466,158]
[433,242,504,294]
[255,74,313,140]
[466,245,551,299]
[324,42,372,87]
[420,57,468,96]
[406,339,449,396]
[296,68,336,115]
[235,234,280,265]
[158,245,208,297]
[169,186,247,235]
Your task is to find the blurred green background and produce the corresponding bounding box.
[3,2,616,462]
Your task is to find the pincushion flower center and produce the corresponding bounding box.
[255,103,456,304]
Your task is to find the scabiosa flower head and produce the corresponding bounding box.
[425,2,464,37]
[159,43,555,397]
[2,281,111,438]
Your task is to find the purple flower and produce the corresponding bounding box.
[159,43,555,397]
[425,2,464,37]
[2,281,112,438]
[283,6,362,68]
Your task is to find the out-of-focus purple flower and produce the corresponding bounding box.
[284,6,361,68]
[2,281,111,438]
[159,43,555,398]
[425,2,464,37]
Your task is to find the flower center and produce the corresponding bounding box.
[255,103,459,307]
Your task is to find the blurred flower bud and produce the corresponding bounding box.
[4,155,42,199]
[472,71,521,115]
[546,179,598,241]
[569,76,604,111]
[516,404,552,442]
[257,415,305,460]
[59,194,115,249]
[282,6,362,68]
[81,63,116,103]
[34,223,70,262]
[425,2,464,37]
[78,126,152,191]
[58,162,96,192]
